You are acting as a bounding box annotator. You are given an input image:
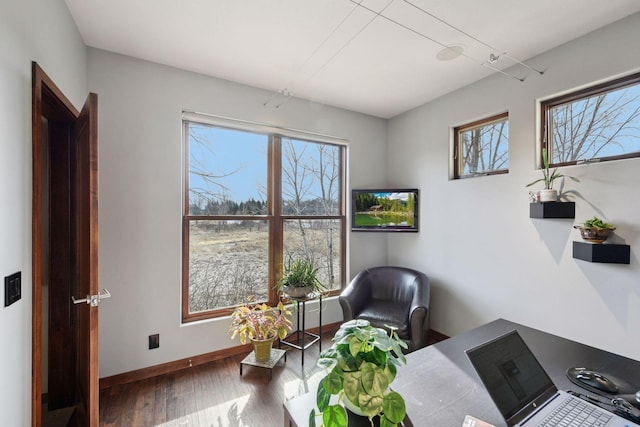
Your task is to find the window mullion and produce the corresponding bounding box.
[270,135,283,307]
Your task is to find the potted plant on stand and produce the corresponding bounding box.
[310,319,408,427]
[228,297,292,362]
[275,257,325,298]
[526,148,579,202]
[574,216,616,243]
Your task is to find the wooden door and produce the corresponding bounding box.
[72,92,100,426]
[32,63,101,427]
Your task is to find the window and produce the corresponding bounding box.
[182,117,346,322]
[453,112,509,179]
[541,72,640,166]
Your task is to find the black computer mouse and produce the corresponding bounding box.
[575,370,619,394]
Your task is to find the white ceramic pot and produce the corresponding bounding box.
[283,285,314,298]
[539,189,558,202]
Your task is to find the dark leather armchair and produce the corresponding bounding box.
[339,266,430,352]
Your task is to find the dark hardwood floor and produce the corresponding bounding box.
[99,332,447,426]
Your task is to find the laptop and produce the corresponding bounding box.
[465,330,638,427]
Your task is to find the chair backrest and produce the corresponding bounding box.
[366,266,425,303]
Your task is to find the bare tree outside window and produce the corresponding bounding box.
[281,138,342,291]
[454,112,509,179]
[543,73,640,165]
[182,121,345,322]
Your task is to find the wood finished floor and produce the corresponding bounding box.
[99,335,333,427]
[99,332,446,427]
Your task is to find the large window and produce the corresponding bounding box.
[453,112,509,179]
[541,72,640,166]
[182,117,346,322]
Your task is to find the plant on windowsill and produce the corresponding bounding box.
[526,147,579,202]
[574,217,616,244]
[228,296,292,362]
[310,319,408,427]
[274,257,325,298]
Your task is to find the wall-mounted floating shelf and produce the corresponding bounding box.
[529,202,575,219]
[572,241,630,264]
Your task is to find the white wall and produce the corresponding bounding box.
[388,12,640,361]
[86,49,389,378]
[0,0,86,425]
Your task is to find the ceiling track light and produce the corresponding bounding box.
[400,0,544,78]
[263,88,294,108]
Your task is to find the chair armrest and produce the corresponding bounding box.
[338,270,372,321]
[408,274,431,350]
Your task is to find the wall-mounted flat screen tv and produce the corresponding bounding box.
[351,188,419,232]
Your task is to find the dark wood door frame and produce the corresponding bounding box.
[31,62,82,427]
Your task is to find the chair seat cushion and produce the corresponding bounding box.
[357,300,410,339]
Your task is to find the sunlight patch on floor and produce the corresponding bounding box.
[154,395,251,427]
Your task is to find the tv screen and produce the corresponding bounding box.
[351,189,419,232]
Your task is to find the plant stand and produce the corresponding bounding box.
[279,293,322,366]
[239,348,286,380]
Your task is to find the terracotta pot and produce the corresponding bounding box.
[251,337,274,362]
[574,226,615,244]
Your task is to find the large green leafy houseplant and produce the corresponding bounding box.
[311,319,408,427]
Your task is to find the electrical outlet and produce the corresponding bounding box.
[4,272,21,307]
[149,334,159,350]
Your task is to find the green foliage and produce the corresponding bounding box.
[581,216,615,229]
[354,193,414,213]
[526,147,579,190]
[313,319,408,427]
[227,298,292,344]
[275,257,325,291]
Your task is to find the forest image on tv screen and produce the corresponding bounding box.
[354,190,416,229]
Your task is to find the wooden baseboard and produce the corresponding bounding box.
[99,321,342,389]
[427,329,449,345]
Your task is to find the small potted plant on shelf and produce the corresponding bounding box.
[526,148,579,202]
[228,297,292,362]
[310,319,408,427]
[574,216,616,243]
[275,257,325,298]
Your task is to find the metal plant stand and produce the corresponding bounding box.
[279,293,322,366]
[239,348,287,380]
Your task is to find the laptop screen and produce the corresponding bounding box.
[466,330,558,425]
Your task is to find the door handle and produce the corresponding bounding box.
[72,288,111,307]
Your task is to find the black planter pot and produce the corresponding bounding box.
[345,408,380,427]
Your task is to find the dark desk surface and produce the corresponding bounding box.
[393,318,640,427]
[284,318,640,427]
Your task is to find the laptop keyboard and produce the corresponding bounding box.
[537,396,613,427]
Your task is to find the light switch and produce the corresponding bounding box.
[4,272,21,307]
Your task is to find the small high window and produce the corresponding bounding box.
[453,112,509,179]
[541,72,640,166]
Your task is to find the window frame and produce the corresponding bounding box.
[540,71,640,167]
[181,117,346,323]
[453,112,509,179]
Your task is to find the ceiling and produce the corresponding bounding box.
[64,0,640,119]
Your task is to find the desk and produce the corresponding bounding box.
[283,319,640,427]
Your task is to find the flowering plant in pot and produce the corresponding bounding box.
[228,297,292,361]
[526,148,579,202]
[275,257,325,298]
[310,319,408,427]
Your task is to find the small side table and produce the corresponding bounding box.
[239,348,287,380]
[279,293,322,366]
